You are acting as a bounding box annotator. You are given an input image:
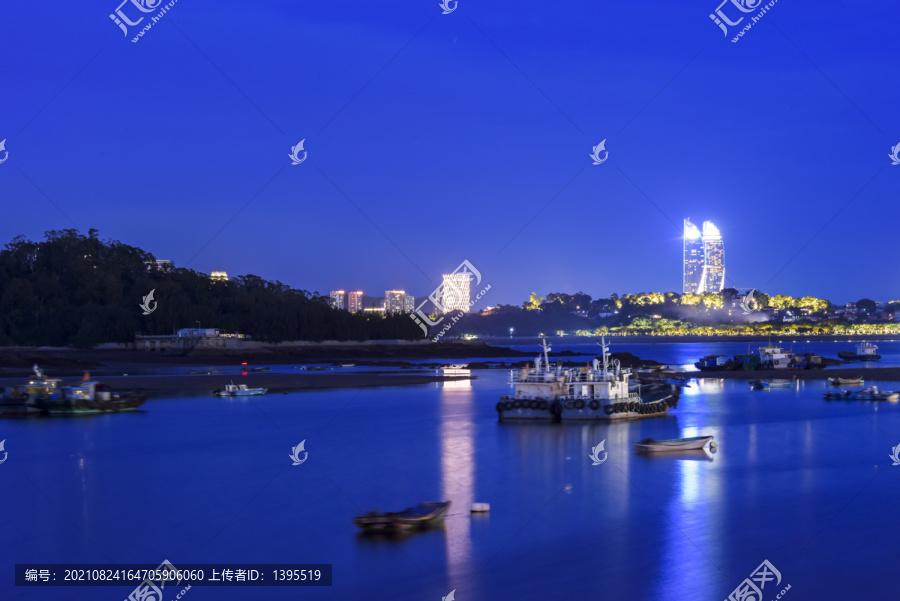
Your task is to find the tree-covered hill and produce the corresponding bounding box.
[0,229,419,347]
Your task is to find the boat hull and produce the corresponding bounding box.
[354,501,450,532]
[496,397,556,421]
[635,436,714,452]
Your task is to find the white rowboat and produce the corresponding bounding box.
[634,435,715,452]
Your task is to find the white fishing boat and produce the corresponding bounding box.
[838,342,881,361]
[750,378,797,390]
[758,346,794,369]
[496,338,679,422]
[824,386,898,401]
[214,382,268,397]
[634,435,716,452]
[827,376,864,385]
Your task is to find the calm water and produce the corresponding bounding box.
[3,355,900,600]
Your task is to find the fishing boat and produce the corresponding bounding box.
[306,366,328,372]
[445,364,469,369]
[824,386,898,401]
[354,501,450,533]
[245,367,270,372]
[214,382,268,397]
[734,353,761,371]
[44,381,147,415]
[340,364,356,368]
[757,346,795,369]
[189,369,219,374]
[634,436,716,452]
[694,355,737,371]
[827,376,864,385]
[496,338,678,422]
[0,365,65,416]
[750,378,797,390]
[838,342,881,361]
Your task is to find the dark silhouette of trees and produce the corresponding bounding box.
[0,230,419,347]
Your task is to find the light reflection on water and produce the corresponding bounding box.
[2,370,900,600]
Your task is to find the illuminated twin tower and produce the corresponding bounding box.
[683,219,725,294]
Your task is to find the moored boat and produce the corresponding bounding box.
[837,342,881,361]
[757,346,794,369]
[496,338,679,422]
[694,355,737,371]
[354,501,450,532]
[1,366,145,416]
[827,376,864,385]
[824,386,898,401]
[214,382,268,397]
[634,435,716,452]
[189,369,219,374]
[750,378,797,390]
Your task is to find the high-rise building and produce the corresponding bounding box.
[384,290,409,314]
[330,290,345,310]
[683,219,703,294]
[683,219,726,294]
[700,221,725,293]
[442,273,471,313]
[348,291,364,313]
[211,271,228,281]
[404,294,415,314]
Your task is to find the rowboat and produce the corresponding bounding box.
[827,377,864,385]
[214,383,268,397]
[824,387,898,401]
[634,435,716,452]
[750,378,796,390]
[354,501,450,532]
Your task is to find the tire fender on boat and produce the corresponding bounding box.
[589,400,600,410]
[539,400,548,410]
[565,399,575,410]
[604,404,614,415]
[574,399,585,410]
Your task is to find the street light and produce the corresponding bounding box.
[509,327,514,338]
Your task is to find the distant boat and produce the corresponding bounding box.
[214,382,267,397]
[757,346,795,369]
[445,364,468,369]
[340,364,356,368]
[827,376,864,385]
[750,378,796,390]
[694,355,737,371]
[634,436,716,452]
[824,386,898,401]
[1,366,145,416]
[838,342,881,361]
[245,367,270,372]
[306,366,328,372]
[189,369,219,374]
[354,501,450,533]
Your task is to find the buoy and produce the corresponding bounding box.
[709,441,718,449]
[470,503,490,513]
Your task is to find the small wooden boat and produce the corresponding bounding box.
[824,387,898,401]
[214,383,268,397]
[634,435,715,452]
[751,378,796,390]
[354,501,450,532]
[827,377,864,385]
[340,364,356,368]
[189,369,219,374]
[244,367,270,372]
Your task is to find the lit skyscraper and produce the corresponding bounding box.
[700,221,725,293]
[683,219,703,294]
[329,290,345,310]
[442,273,472,313]
[348,291,364,313]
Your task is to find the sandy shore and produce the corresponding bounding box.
[0,371,474,398]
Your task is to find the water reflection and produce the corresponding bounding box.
[439,371,474,581]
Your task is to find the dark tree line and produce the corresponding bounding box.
[0,230,420,347]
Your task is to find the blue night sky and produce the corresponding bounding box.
[1,0,898,306]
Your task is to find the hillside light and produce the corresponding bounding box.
[510,327,514,338]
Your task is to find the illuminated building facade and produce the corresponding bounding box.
[210,271,228,281]
[683,219,725,294]
[329,290,345,310]
[348,291,364,313]
[442,273,471,313]
[683,219,703,294]
[384,290,409,314]
[700,221,725,293]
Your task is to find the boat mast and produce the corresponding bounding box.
[599,336,609,379]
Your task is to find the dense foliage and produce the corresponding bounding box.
[0,230,419,347]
